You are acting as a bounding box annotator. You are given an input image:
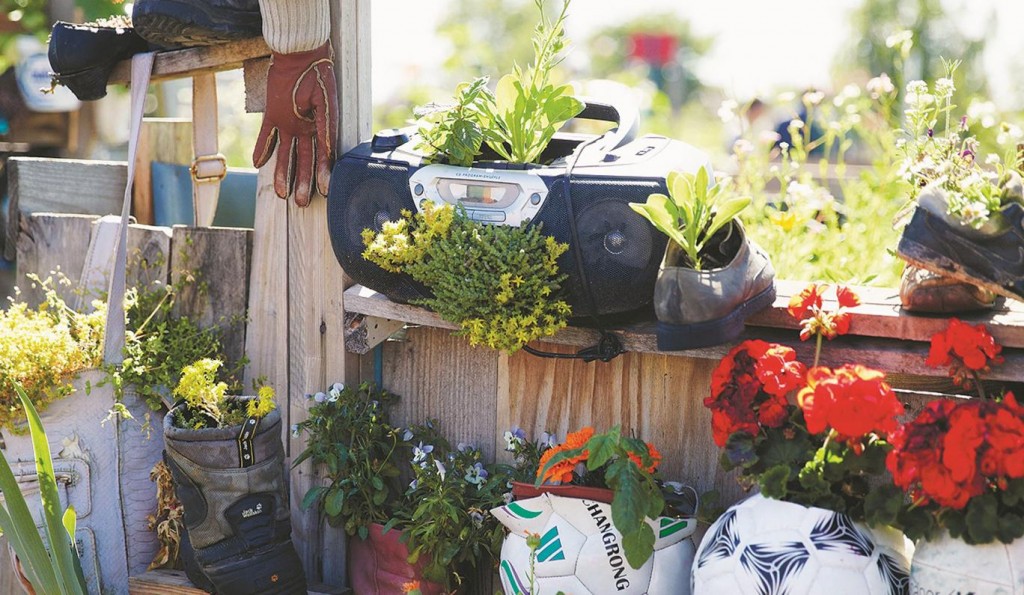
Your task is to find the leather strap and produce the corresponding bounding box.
[103,52,155,365]
[191,73,225,227]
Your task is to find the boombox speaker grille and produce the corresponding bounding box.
[327,158,429,304]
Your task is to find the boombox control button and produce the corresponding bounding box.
[371,129,409,152]
[413,183,424,196]
[467,210,506,223]
[530,193,542,205]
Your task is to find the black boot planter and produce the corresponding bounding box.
[163,399,307,594]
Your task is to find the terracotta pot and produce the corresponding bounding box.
[910,529,1024,593]
[347,523,446,595]
[510,480,614,504]
[692,494,911,594]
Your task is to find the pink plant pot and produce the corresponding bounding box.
[347,523,446,595]
[510,480,615,504]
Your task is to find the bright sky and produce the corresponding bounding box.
[371,0,1024,108]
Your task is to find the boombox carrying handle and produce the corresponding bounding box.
[573,92,640,153]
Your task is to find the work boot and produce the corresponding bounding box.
[898,265,997,314]
[162,400,306,594]
[47,18,150,101]
[132,0,262,49]
[898,184,1024,303]
[654,220,776,350]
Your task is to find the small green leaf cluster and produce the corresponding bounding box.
[630,165,751,270]
[387,420,515,591]
[294,382,406,540]
[537,426,667,570]
[414,0,584,166]
[362,202,571,353]
[415,78,494,167]
[721,406,895,527]
[108,281,244,412]
[0,275,105,431]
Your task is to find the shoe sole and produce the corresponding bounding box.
[51,66,114,101]
[133,1,261,48]
[898,234,1023,303]
[656,284,777,351]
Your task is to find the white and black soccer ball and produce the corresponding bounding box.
[492,493,697,595]
[692,494,911,595]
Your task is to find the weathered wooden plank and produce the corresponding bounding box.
[126,224,174,297]
[344,283,1024,381]
[6,157,125,260]
[243,168,289,400]
[15,213,95,306]
[134,119,193,226]
[108,38,271,86]
[383,326,500,461]
[127,569,350,595]
[343,312,405,354]
[243,56,270,114]
[170,226,252,374]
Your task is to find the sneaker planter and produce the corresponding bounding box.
[655,220,775,350]
[163,398,307,594]
[898,184,1024,302]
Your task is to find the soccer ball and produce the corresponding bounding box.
[492,493,697,594]
[692,494,911,595]
[910,530,1024,594]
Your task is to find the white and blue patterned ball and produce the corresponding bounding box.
[692,494,911,595]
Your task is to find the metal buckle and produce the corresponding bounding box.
[190,153,227,183]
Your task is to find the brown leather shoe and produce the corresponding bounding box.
[899,265,997,313]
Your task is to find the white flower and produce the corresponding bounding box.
[960,201,991,228]
[759,130,782,145]
[905,80,928,97]
[434,459,447,481]
[717,99,738,124]
[997,123,1023,145]
[788,119,805,131]
[967,100,997,128]
[331,382,345,392]
[886,30,914,51]
[866,73,895,97]
[413,442,434,464]
[776,91,796,103]
[803,90,825,106]
[934,78,955,100]
[985,153,1001,166]
[732,139,754,155]
[327,388,340,402]
[290,424,301,438]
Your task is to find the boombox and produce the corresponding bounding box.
[327,95,713,319]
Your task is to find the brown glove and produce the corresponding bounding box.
[252,42,338,208]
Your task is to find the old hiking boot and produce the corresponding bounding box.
[47,19,150,101]
[899,265,997,313]
[132,0,262,48]
[897,184,1024,303]
[655,220,776,350]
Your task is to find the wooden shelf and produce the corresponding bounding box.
[128,570,348,595]
[343,282,1024,383]
[107,37,271,85]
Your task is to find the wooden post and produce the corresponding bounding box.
[133,119,193,226]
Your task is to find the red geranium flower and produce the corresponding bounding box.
[755,344,807,397]
[836,285,861,308]
[787,283,825,320]
[797,364,903,441]
[926,318,1003,372]
[706,340,785,446]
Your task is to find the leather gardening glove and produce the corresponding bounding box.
[252,42,338,208]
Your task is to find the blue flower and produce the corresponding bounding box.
[331,382,345,392]
[470,511,484,527]
[409,479,418,490]
[457,442,474,453]
[313,392,327,403]
[539,431,558,449]
[413,442,433,465]
[402,429,414,442]
[503,427,527,451]
[464,462,488,486]
[290,424,300,438]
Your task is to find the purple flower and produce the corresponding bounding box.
[464,462,488,486]
[413,442,433,465]
[503,427,527,451]
[313,392,327,403]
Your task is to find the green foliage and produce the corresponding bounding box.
[630,165,750,270]
[479,0,583,164]
[415,77,494,167]
[362,202,571,353]
[891,478,1024,545]
[107,280,245,412]
[0,383,88,595]
[537,427,665,569]
[0,275,105,431]
[389,420,515,591]
[170,359,274,430]
[294,383,406,540]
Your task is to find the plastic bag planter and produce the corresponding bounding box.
[492,492,697,595]
[910,530,1024,593]
[162,399,306,594]
[347,522,446,595]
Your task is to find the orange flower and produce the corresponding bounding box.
[564,427,594,450]
[628,442,662,473]
[538,447,575,483]
[787,283,826,320]
[402,580,422,594]
[836,285,861,308]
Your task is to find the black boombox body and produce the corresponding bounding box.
[327,98,713,320]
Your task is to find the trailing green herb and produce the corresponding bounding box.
[362,202,571,352]
[415,77,494,167]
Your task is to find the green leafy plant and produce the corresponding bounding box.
[629,165,751,270]
[387,420,514,590]
[169,358,276,430]
[294,382,406,540]
[415,77,494,167]
[480,0,583,164]
[0,275,105,431]
[536,426,672,569]
[295,384,515,591]
[0,383,88,594]
[362,201,571,353]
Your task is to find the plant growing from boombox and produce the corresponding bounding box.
[362,201,571,353]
